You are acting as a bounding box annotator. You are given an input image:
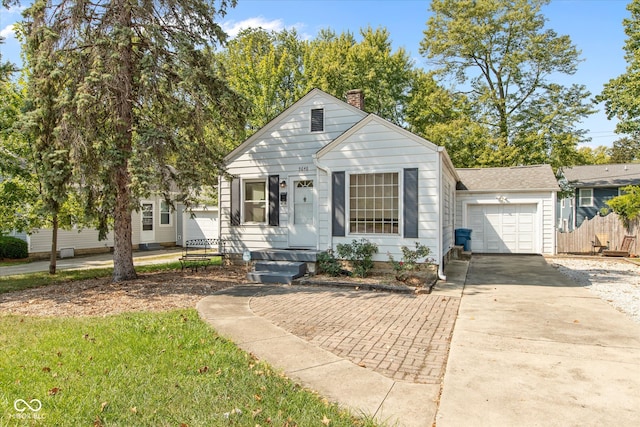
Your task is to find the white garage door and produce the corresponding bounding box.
[184,210,219,242]
[468,204,537,253]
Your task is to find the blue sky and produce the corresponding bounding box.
[1,0,631,148]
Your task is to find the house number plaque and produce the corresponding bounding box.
[298,166,309,172]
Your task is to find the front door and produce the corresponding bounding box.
[289,179,316,248]
[140,202,155,243]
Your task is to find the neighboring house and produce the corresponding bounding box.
[219,88,559,277]
[559,163,640,231]
[176,205,219,246]
[455,165,559,254]
[24,197,219,259]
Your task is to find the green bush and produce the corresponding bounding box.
[336,238,378,277]
[317,250,345,276]
[0,236,28,259]
[388,242,433,277]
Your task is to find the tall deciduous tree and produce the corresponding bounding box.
[405,69,491,167]
[599,0,640,136]
[608,137,640,163]
[221,26,438,131]
[19,0,245,281]
[221,28,304,133]
[420,0,594,168]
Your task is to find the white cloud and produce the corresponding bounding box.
[222,16,308,39]
[0,24,16,40]
[222,17,285,37]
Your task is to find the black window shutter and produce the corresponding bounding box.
[404,168,419,238]
[332,171,345,236]
[269,175,279,226]
[230,178,241,226]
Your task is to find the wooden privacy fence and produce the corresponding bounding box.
[557,213,639,255]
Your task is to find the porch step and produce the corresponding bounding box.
[139,243,163,251]
[250,249,320,262]
[247,261,307,284]
[452,245,472,261]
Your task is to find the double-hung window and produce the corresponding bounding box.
[579,188,593,207]
[349,172,399,234]
[160,201,171,226]
[244,180,267,223]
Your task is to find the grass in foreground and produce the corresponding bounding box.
[0,259,218,295]
[0,309,379,426]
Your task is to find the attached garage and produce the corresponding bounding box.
[455,165,559,255]
[468,204,537,253]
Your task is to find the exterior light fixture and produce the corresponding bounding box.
[280,180,287,188]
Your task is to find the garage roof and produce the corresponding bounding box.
[562,163,640,188]
[456,164,559,192]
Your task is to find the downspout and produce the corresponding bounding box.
[551,190,557,255]
[313,154,332,251]
[217,174,222,242]
[436,148,447,281]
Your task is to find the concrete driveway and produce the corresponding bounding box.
[436,255,640,426]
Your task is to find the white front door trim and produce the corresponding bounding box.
[140,201,156,243]
[288,176,317,248]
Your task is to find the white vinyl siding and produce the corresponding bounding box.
[26,228,114,254]
[441,163,457,256]
[221,91,367,254]
[317,116,442,261]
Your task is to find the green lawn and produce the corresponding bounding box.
[0,309,378,426]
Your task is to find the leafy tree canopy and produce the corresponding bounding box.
[14,0,246,281]
[607,185,640,227]
[420,0,595,169]
[599,0,640,136]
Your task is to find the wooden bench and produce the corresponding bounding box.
[179,238,225,271]
[603,235,635,257]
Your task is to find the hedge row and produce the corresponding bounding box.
[0,236,28,259]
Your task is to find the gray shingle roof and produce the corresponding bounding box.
[456,164,559,192]
[562,163,640,187]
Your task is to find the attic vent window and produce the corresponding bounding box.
[311,108,324,132]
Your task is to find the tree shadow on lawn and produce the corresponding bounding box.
[0,266,247,317]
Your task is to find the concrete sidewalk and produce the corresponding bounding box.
[197,260,468,427]
[436,255,640,426]
[0,248,182,276]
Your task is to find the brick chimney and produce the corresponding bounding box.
[346,89,365,110]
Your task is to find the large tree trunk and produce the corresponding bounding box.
[113,166,136,281]
[112,0,137,282]
[49,213,58,275]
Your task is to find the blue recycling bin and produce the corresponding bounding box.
[455,228,472,252]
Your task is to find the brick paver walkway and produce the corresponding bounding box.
[250,287,461,384]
